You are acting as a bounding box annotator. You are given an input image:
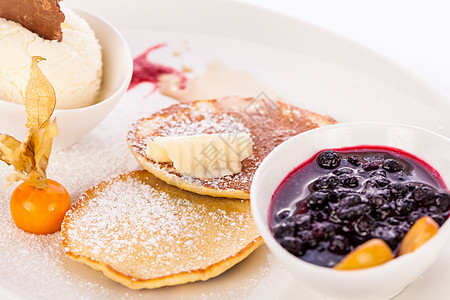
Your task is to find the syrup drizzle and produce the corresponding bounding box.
[128,44,281,103]
[128,43,187,94]
[159,60,280,103]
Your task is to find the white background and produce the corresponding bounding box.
[241,0,450,96]
[67,0,450,97]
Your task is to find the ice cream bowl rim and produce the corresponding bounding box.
[0,6,133,150]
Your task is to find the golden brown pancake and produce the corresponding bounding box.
[61,170,262,290]
[127,96,337,199]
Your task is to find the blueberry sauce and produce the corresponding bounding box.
[128,43,187,93]
[269,146,450,268]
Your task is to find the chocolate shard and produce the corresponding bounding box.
[0,0,65,41]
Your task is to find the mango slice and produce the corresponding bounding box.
[334,239,393,270]
[398,216,439,256]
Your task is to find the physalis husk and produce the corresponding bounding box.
[0,56,59,189]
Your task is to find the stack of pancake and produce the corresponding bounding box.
[61,96,336,289]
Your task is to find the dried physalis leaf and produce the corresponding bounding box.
[0,0,65,41]
[25,56,56,129]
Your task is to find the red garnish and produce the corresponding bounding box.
[128,43,187,94]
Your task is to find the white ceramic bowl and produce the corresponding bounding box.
[251,122,450,300]
[0,7,133,151]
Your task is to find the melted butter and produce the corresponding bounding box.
[159,60,281,102]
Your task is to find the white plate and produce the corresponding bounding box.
[1,0,450,299]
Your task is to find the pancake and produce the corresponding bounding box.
[61,170,262,290]
[127,96,337,199]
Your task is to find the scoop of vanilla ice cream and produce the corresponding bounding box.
[0,7,102,109]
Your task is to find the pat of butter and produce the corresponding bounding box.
[146,133,253,179]
[146,140,171,162]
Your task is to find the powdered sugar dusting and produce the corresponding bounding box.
[63,171,259,280]
[0,32,321,299]
[151,107,249,137]
[127,99,335,194]
[0,87,271,298]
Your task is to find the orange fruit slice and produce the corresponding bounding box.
[334,238,393,270]
[398,216,439,256]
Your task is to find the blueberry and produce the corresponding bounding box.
[340,194,362,207]
[340,175,359,188]
[312,175,341,191]
[354,215,376,236]
[312,222,336,241]
[329,210,342,223]
[411,185,437,204]
[335,188,354,199]
[372,226,399,250]
[273,223,295,239]
[316,150,341,169]
[394,198,415,215]
[349,234,371,246]
[382,159,403,173]
[366,177,389,189]
[333,168,353,176]
[370,170,387,177]
[326,191,339,203]
[374,203,393,220]
[436,192,450,211]
[290,214,312,231]
[338,204,371,220]
[429,206,442,215]
[368,194,386,208]
[363,162,379,171]
[374,176,390,188]
[408,211,424,225]
[390,226,407,244]
[388,182,408,199]
[306,192,329,210]
[311,224,325,241]
[431,214,446,226]
[406,183,417,192]
[364,179,378,190]
[347,155,361,166]
[280,236,306,256]
[328,235,350,254]
[341,222,354,233]
[309,210,327,222]
[297,230,318,248]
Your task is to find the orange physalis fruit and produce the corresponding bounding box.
[334,239,394,270]
[398,216,439,256]
[10,179,71,234]
[0,56,70,234]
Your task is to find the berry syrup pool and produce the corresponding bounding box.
[269,146,450,268]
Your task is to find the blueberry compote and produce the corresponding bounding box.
[270,146,450,268]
